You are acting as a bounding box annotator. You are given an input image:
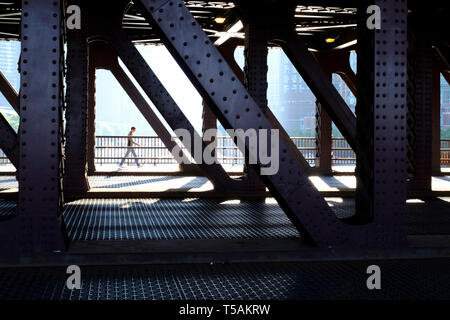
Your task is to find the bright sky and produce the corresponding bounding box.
[136,45,204,132]
[95,45,205,136]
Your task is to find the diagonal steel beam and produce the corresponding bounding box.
[435,45,450,85]
[0,111,18,167]
[317,50,357,97]
[96,43,192,167]
[435,44,450,70]
[105,31,250,192]
[0,70,19,113]
[87,41,196,173]
[432,54,442,175]
[217,38,268,189]
[82,0,277,192]
[133,0,361,246]
[86,44,97,175]
[312,50,353,175]
[271,32,357,152]
[336,68,357,97]
[111,67,194,166]
[237,0,357,153]
[442,70,450,87]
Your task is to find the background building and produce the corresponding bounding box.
[0,41,20,132]
[441,75,450,137]
[0,41,448,139]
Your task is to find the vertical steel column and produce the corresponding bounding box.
[216,38,266,189]
[202,101,217,158]
[314,100,332,175]
[406,35,416,177]
[202,102,217,134]
[201,42,238,171]
[64,28,90,195]
[311,53,334,175]
[355,0,408,247]
[431,55,442,175]
[17,0,66,253]
[408,15,433,191]
[86,46,97,175]
[242,19,272,190]
[244,20,268,110]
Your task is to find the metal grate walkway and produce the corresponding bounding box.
[0,200,15,218]
[63,198,300,240]
[2,197,450,239]
[0,259,449,300]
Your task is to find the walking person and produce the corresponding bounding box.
[119,127,143,168]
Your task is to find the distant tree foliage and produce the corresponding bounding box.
[442,128,450,140]
[1,112,19,132]
[286,128,315,137]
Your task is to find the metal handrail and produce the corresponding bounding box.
[1,137,450,167]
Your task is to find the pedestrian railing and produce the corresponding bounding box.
[442,139,450,166]
[94,136,178,165]
[1,137,449,168]
[332,138,357,165]
[0,149,9,165]
[93,135,353,166]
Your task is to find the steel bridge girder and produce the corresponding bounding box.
[134,0,361,247]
